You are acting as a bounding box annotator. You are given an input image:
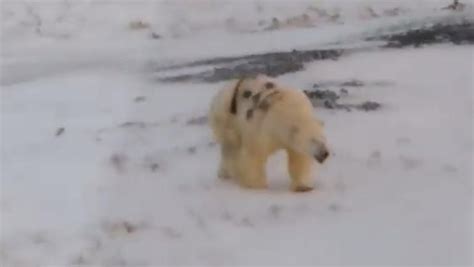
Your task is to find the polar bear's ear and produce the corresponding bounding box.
[230,77,245,114]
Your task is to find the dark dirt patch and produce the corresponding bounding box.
[305,89,340,103]
[151,32,162,40]
[442,164,458,173]
[101,221,148,236]
[31,232,49,245]
[119,121,147,129]
[110,153,128,173]
[161,226,182,239]
[134,96,146,103]
[367,150,382,167]
[396,137,412,145]
[269,204,283,218]
[142,155,162,173]
[55,127,65,137]
[239,217,254,227]
[187,146,197,154]
[305,79,390,111]
[357,101,382,111]
[368,20,474,48]
[313,79,395,89]
[148,162,160,172]
[207,141,217,147]
[303,88,382,112]
[220,211,233,221]
[154,21,473,84]
[399,155,423,170]
[187,209,208,231]
[156,49,344,83]
[71,255,89,265]
[119,120,162,129]
[328,203,342,212]
[157,49,342,72]
[186,116,208,126]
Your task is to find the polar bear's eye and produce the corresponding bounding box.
[242,90,252,98]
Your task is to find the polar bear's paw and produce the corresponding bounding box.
[239,178,268,190]
[292,185,314,193]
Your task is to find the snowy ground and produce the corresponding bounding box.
[1,1,473,266]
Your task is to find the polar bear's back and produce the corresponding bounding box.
[268,87,315,119]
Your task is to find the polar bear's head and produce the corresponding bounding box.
[289,117,329,164]
[308,119,329,164]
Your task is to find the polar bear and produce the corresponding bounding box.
[208,74,329,192]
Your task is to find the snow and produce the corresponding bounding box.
[1,0,473,266]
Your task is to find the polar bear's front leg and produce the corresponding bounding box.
[236,146,268,189]
[287,149,314,192]
[218,142,240,179]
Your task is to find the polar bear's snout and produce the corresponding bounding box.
[311,138,329,163]
[314,148,329,164]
